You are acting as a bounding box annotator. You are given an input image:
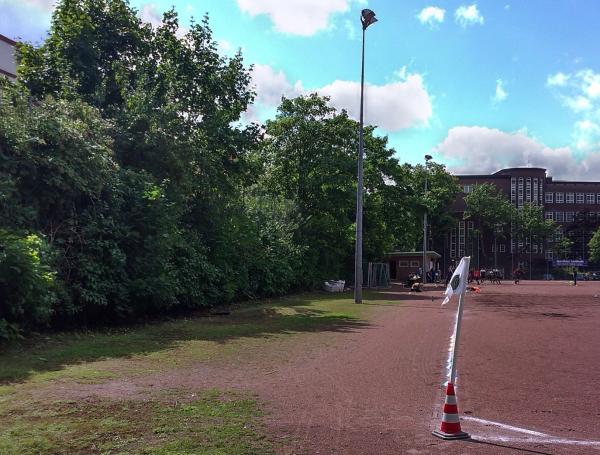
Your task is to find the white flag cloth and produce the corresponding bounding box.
[442,256,471,305]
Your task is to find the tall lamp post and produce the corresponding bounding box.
[354,8,378,304]
[422,155,432,283]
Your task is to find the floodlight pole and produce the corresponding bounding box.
[422,155,432,284]
[354,9,377,304]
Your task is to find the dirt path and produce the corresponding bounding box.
[47,282,600,454]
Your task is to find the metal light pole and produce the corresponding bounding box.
[354,9,377,304]
[422,155,432,283]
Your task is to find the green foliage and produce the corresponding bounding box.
[556,236,575,260]
[513,202,557,244]
[588,228,600,263]
[2,0,460,338]
[0,230,59,339]
[464,183,515,262]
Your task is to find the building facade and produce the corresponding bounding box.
[444,167,600,277]
[0,33,17,81]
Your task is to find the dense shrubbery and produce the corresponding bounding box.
[0,0,459,338]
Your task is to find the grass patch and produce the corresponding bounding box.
[0,390,273,455]
[0,292,372,384]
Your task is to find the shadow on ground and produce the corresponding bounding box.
[0,293,371,384]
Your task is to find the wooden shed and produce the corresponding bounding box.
[385,251,442,281]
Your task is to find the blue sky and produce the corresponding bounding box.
[3,0,600,179]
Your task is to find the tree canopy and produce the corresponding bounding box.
[0,0,459,340]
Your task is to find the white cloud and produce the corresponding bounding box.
[455,4,484,27]
[217,39,234,54]
[574,120,600,150]
[344,18,357,40]
[435,126,600,180]
[18,0,55,10]
[246,64,432,131]
[564,95,592,112]
[236,0,361,36]
[547,68,600,150]
[493,79,507,103]
[417,6,445,26]
[140,3,163,28]
[319,76,432,131]
[251,64,304,107]
[547,72,569,87]
[580,69,600,98]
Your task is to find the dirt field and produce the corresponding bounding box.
[2,281,600,454]
[256,281,600,454]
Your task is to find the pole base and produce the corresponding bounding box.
[432,430,470,440]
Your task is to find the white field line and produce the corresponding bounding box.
[462,416,548,436]
[476,435,600,447]
[464,416,600,447]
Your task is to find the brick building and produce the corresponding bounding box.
[444,167,600,277]
[0,34,17,81]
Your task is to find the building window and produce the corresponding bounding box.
[545,192,554,203]
[556,192,564,203]
[587,193,595,204]
[526,178,532,202]
[399,260,409,267]
[545,250,553,260]
[566,211,574,222]
[545,212,553,220]
[566,192,574,203]
[499,244,506,253]
[533,178,538,204]
[511,177,516,204]
[459,223,466,256]
[555,211,565,222]
[555,229,563,241]
[576,193,584,204]
[533,243,538,253]
[518,177,524,206]
[463,184,473,194]
[597,193,600,204]
[410,260,420,267]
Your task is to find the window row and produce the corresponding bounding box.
[545,192,600,204]
[545,211,600,222]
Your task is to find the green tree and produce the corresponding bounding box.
[555,236,574,260]
[463,183,513,268]
[410,162,460,256]
[513,202,557,277]
[588,227,600,263]
[259,94,416,285]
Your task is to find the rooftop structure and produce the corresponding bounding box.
[0,34,17,80]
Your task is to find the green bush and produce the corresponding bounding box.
[0,230,59,339]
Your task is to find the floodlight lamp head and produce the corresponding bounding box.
[361,9,378,30]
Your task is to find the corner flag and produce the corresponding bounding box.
[442,257,470,305]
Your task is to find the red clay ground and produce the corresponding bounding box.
[257,280,600,455]
[59,281,600,454]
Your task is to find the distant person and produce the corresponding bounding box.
[573,269,577,286]
[445,265,454,287]
[473,268,481,285]
[513,267,523,284]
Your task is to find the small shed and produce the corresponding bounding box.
[385,251,441,281]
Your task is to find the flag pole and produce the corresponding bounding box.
[450,256,470,384]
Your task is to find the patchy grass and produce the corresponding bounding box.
[0,390,272,455]
[0,291,395,454]
[0,292,372,385]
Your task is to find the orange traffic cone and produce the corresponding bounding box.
[432,382,470,440]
